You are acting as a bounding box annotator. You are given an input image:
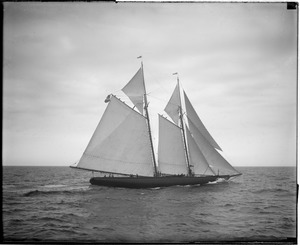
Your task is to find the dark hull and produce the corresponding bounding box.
[89,175,239,189]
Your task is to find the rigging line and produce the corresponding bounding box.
[159,114,182,129]
[112,89,122,94]
[112,95,147,119]
[147,93,188,112]
[147,94,173,104]
[145,73,179,96]
[147,84,169,96]
[203,164,216,176]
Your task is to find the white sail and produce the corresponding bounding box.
[187,117,239,175]
[164,82,181,125]
[184,91,222,151]
[122,67,145,114]
[77,95,154,176]
[158,115,187,175]
[185,125,215,176]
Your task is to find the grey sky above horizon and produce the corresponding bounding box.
[3,2,297,167]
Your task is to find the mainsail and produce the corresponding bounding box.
[77,95,154,176]
[158,115,187,175]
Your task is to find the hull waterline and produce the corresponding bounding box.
[89,174,241,188]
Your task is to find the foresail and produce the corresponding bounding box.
[122,67,145,114]
[77,95,154,176]
[185,125,215,176]
[164,82,181,125]
[187,117,239,175]
[184,91,222,151]
[158,115,187,175]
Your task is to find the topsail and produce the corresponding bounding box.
[122,67,145,114]
[164,82,181,125]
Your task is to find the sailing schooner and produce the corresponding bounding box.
[71,61,241,188]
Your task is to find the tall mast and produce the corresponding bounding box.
[175,74,193,176]
[140,58,158,177]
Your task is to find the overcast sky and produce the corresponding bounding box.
[3,2,297,167]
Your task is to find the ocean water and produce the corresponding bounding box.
[3,166,297,243]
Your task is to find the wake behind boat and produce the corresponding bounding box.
[71,59,242,188]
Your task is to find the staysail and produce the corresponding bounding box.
[158,115,187,175]
[185,125,215,175]
[77,95,154,176]
[184,91,222,151]
[122,67,145,114]
[187,117,239,175]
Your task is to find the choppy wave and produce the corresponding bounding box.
[3,166,297,242]
[252,187,293,195]
[24,189,72,197]
[43,184,68,188]
[23,185,90,197]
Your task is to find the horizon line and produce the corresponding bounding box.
[2,165,297,167]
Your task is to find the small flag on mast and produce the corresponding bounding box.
[104,94,111,103]
[137,56,142,59]
[173,72,178,75]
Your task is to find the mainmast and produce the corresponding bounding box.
[140,59,158,177]
[175,74,193,176]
